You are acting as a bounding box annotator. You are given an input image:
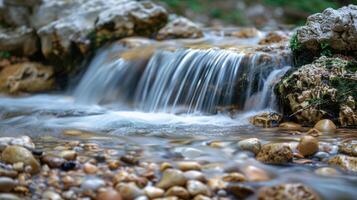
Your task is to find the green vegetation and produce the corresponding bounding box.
[289,33,301,52]
[0,51,11,59]
[320,42,332,57]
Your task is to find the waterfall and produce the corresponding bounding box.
[74,43,292,114]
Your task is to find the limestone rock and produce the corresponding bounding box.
[296,5,357,52]
[256,143,293,164]
[1,145,40,174]
[249,112,282,128]
[258,183,320,200]
[277,56,357,126]
[338,141,357,157]
[0,26,39,56]
[157,17,203,40]
[328,155,357,172]
[0,62,55,94]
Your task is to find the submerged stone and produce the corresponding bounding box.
[314,119,337,133]
[256,143,293,164]
[297,136,319,157]
[328,155,357,172]
[258,183,320,200]
[238,138,261,154]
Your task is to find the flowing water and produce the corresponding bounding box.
[0,33,356,199]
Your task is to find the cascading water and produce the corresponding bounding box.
[73,42,292,114]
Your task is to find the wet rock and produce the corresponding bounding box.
[187,180,211,197]
[180,148,202,159]
[156,169,187,189]
[256,143,293,164]
[177,161,202,171]
[226,184,254,199]
[328,155,357,172]
[230,28,259,38]
[144,186,164,199]
[117,182,144,200]
[296,5,357,52]
[0,136,35,150]
[165,186,190,200]
[258,183,320,200]
[314,119,337,133]
[0,62,55,94]
[338,141,357,157]
[61,161,77,171]
[157,17,203,40]
[41,155,66,168]
[34,0,167,59]
[279,122,302,130]
[83,163,98,174]
[193,195,212,200]
[314,152,329,160]
[0,177,16,192]
[297,136,319,157]
[249,112,282,128]
[183,170,206,182]
[242,165,270,182]
[277,56,356,126]
[42,190,62,200]
[238,138,261,154]
[0,168,18,178]
[59,150,77,161]
[1,145,40,174]
[81,177,105,191]
[0,193,21,200]
[222,173,246,183]
[0,26,38,56]
[259,31,288,45]
[97,188,123,200]
[315,167,340,176]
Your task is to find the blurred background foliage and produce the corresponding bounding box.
[154,0,356,27]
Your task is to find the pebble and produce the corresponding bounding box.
[222,173,246,182]
[61,161,77,171]
[0,168,18,178]
[117,182,144,200]
[193,195,212,200]
[165,186,190,199]
[144,186,164,198]
[314,152,329,160]
[97,188,122,200]
[42,190,63,200]
[81,177,105,191]
[256,143,293,164]
[180,148,202,159]
[0,193,21,200]
[59,150,77,161]
[84,163,98,174]
[242,165,270,182]
[338,142,357,157]
[314,119,336,133]
[187,180,211,196]
[1,145,40,174]
[238,138,261,154]
[41,155,66,168]
[0,177,16,192]
[156,169,187,189]
[183,170,206,182]
[297,136,319,157]
[226,184,254,199]
[12,162,24,172]
[177,161,202,171]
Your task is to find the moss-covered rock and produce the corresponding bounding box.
[277,56,357,127]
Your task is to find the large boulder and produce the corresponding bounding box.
[277,56,357,126]
[258,183,320,200]
[156,17,203,40]
[295,5,357,53]
[0,62,55,94]
[0,26,39,56]
[31,0,168,59]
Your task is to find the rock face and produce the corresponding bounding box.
[31,0,168,58]
[258,183,320,200]
[277,56,357,126]
[0,62,55,94]
[256,143,293,164]
[157,17,203,40]
[295,5,357,52]
[0,26,39,56]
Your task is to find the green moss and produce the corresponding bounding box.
[290,33,302,52]
[0,51,11,59]
[346,60,357,73]
[330,76,357,102]
[320,42,332,57]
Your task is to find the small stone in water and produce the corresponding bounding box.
[156,169,187,189]
[315,167,340,176]
[59,150,77,161]
[81,177,105,191]
[297,136,319,157]
[0,193,21,200]
[314,119,336,133]
[97,188,122,200]
[256,143,293,164]
[117,182,144,200]
[242,165,270,182]
[238,138,261,154]
[0,177,16,192]
[1,145,40,174]
[84,163,98,174]
[61,161,77,171]
[144,186,164,199]
[177,161,202,171]
[165,186,190,199]
[187,180,211,196]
